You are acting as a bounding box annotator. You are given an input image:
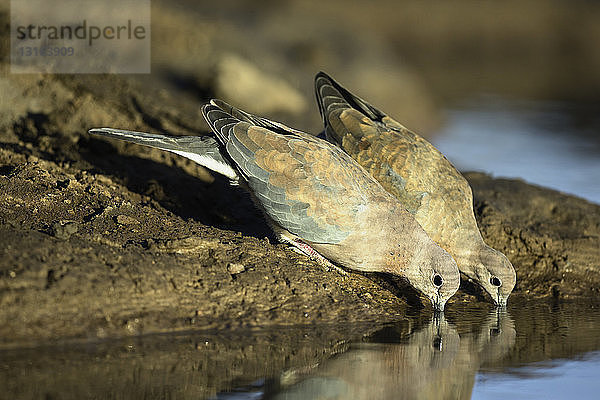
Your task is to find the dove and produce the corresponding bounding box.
[314,71,516,307]
[89,100,460,311]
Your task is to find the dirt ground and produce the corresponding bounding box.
[1,1,600,349]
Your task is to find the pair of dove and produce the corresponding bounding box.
[90,71,515,311]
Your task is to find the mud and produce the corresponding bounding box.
[467,173,600,296]
[1,1,600,349]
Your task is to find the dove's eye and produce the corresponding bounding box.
[490,276,502,287]
[432,273,443,287]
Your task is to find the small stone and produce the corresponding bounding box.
[227,263,246,275]
[51,221,78,240]
[115,214,140,225]
[125,318,142,335]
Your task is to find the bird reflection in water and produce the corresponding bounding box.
[257,310,515,400]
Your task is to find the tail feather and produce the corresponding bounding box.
[88,127,238,181]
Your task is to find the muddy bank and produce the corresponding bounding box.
[1,88,599,348]
[465,172,600,299]
[0,145,414,347]
[1,143,418,348]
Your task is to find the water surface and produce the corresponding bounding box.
[433,99,600,204]
[472,351,600,399]
[2,300,600,399]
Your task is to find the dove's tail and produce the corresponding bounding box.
[88,127,238,181]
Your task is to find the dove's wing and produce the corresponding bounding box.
[314,71,473,218]
[209,99,321,144]
[202,103,379,244]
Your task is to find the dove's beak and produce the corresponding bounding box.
[432,293,446,312]
[495,291,508,308]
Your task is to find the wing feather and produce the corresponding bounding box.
[202,102,381,244]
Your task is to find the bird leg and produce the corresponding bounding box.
[285,238,348,277]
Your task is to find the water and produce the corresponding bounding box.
[433,98,600,204]
[472,352,600,399]
[2,300,600,399]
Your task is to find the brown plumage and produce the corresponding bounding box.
[89,100,461,311]
[315,72,516,307]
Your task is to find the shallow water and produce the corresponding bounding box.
[2,300,600,399]
[433,98,600,204]
[472,352,600,399]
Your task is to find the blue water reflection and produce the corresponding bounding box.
[213,301,600,399]
[433,99,600,204]
[472,352,600,399]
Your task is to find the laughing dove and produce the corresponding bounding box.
[314,72,516,307]
[89,100,460,311]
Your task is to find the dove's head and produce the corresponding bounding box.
[402,241,460,312]
[467,245,516,307]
